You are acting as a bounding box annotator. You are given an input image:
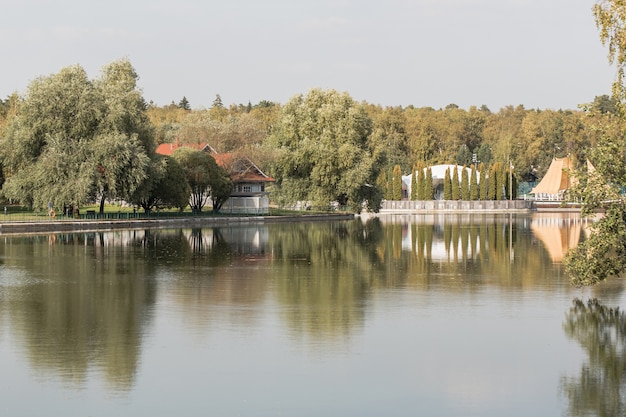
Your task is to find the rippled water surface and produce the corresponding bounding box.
[0,213,624,417]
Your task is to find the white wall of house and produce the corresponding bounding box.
[222,196,270,214]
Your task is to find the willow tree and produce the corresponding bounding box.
[268,89,382,212]
[0,59,154,212]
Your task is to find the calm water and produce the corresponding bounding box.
[0,213,624,417]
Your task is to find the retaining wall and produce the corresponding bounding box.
[381,200,533,213]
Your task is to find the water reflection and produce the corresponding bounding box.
[562,299,626,417]
[0,233,157,392]
[0,213,615,404]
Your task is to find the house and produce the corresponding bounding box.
[155,142,275,214]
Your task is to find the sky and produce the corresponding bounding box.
[0,0,617,111]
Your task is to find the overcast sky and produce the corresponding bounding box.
[0,0,616,111]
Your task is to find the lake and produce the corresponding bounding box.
[0,212,624,417]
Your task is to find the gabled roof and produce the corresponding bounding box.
[213,153,275,183]
[155,142,274,183]
[155,142,216,156]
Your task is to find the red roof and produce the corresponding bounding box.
[155,142,214,156]
[156,142,274,183]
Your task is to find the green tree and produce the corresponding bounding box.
[130,155,190,212]
[451,166,460,200]
[410,166,417,200]
[178,96,191,110]
[392,165,402,200]
[268,89,382,212]
[479,162,488,200]
[443,167,452,200]
[460,165,469,200]
[487,164,498,200]
[425,167,434,200]
[172,147,231,213]
[417,163,426,200]
[455,144,472,166]
[0,60,154,212]
[470,165,479,200]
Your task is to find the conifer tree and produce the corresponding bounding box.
[479,162,487,200]
[417,163,426,200]
[451,166,460,200]
[425,167,434,200]
[487,164,497,200]
[497,163,505,200]
[470,165,479,201]
[410,166,417,200]
[393,165,403,200]
[460,165,469,200]
[444,167,452,200]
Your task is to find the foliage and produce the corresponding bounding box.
[478,162,487,200]
[425,167,434,200]
[443,167,452,200]
[470,165,479,200]
[130,155,190,212]
[267,89,382,212]
[563,0,626,285]
[172,147,232,213]
[417,163,426,200]
[451,166,460,200]
[460,165,469,200]
[410,166,417,200]
[0,59,154,212]
[392,165,402,200]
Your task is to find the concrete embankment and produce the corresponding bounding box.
[0,213,355,235]
[380,200,534,213]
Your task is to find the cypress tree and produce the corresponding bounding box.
[393,165,403,200]
[470,165,479,201]
[451,166,460,200]
[460,165,469,200]
[417,163,426,200]
[386,167,394,200]
[488,164,497,200]
[497,163,505,200]
[444,167,452,200]
[410,166,417,200]
[425,167,434,200]
[478,162,487,200]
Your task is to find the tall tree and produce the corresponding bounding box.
[443,167,452,200]
[392,165,403,200]
[172,147,232,213]
[470,165,479,200]
[460,165,469,200]
[417,163,426,200]
[0,59,153,212]
[410,166,417,200]
[425,167,434,200]
[478,162,488,200]
[268,89,382,212]
[451,166,460,200]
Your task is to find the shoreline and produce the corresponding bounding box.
[0,213,356,235]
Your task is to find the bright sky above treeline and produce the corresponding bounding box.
[0,0,616,111]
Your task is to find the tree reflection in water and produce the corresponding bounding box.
[562,298,626,417]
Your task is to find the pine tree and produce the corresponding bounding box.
[470,165,479,201]
[451,166,460,200]
[460,165,469,200]
[444,168,452,200]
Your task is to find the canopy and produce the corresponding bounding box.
[530,157,573,197]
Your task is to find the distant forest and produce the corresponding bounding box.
[0,90,617,188]
[138,93,616,182]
